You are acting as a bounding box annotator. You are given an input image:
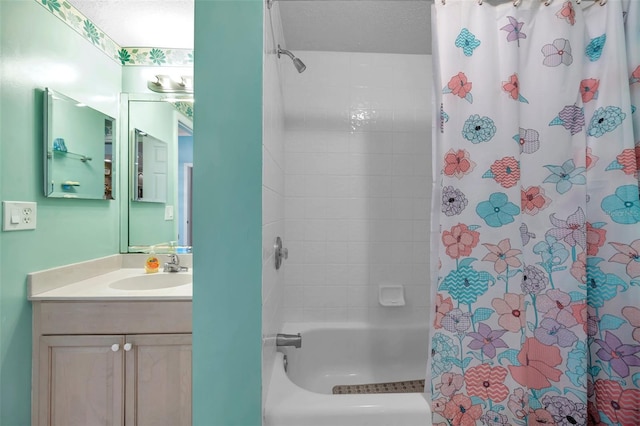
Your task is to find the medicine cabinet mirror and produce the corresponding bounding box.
[126,96,193,252]
[43,88,116,200]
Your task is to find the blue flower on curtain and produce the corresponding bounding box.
[585,34,607,62]
[543,160,586,194]
[585,257,627,308]
[601,185,640,224]
[476,193,520,227]
[462,114,496,143]
[549,105,585,135]
[587,106,626,137]
[439,262,494,305]
[566,341,588,387]
[431,332,459,375]
[500,16,527,45]
[533,235,570,267]
[542,38,573,66]
[455,28,481,56]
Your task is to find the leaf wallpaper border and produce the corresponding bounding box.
[35,0,194,67]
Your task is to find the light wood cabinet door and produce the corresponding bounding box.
[38,335,125,426]
[125,334,192,426]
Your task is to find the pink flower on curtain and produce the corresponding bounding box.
[622,306,640,343]
[464,364,510,402]
[572,302,587,333]
[502,74,518,99]
[435,372,464,397]
[609,240,640,278]
[542,38,573,66]
[482,238,522,274]
[570,252,587,283]
[536,289,578,327]
[586,147,599,170]
[442,223,480,259]
[443,149,475,179]
[444,73,473,103]
[631,65,640,84]
[507,388,528,419]
[435,294,454,329]
[556,1,576,25]
[587,222,607,255]
[615,147,640,175]
[594,379,640,425]
[521,186,551,215]
[491,157,520,188]
[492,293,526,332]
[443,394,483,426]
[509,337,562,389]
[529,408,558,425]
[580,78,600,102]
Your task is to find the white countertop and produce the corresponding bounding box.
[28,254,192,301]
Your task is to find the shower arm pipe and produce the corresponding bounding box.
[277,46,295,61]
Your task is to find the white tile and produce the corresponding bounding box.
[286,241,305,264]
[283,286,304,308]
[326,244,348,265]
[369,220,394,242]
[347,307,369,322]
[392,198,414,220]
[285,153,307,175]
[347,286,370,307]
[305,242,327,264]
[413,242,430,264]
[392,221,415,242]
[391,243,414,264]
[369,176,393,198]
[281,308,304,323]
[348,243,369,264]
[305,198,327,219]
[392,154,415,176]
[304,153,328,175]
[305,175,327,197]
[284,264,306,286]
[325,198,350,219]
[326,176,350,198]
[367,198,392,219]
[326,264,349,286]
[325,132,350,153]
[326,220,350,241]
[285,197,305,219]
[327,153,351,175]
[285,175,306,197]
[325,308,348,322]
[348,220,370,242]
[413,220,430,242]
[285,220,305,241]
[305,265,327,286]
[302,308,325,322]
[348,265,370,286]
[304,220,326,241]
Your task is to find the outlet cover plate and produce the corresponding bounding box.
[3,201,37,231]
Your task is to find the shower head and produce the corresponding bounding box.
[277,45,307,73]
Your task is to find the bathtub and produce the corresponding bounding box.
[264,323,431,426]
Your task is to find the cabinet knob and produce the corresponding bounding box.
[123,343,132,352]
[111,344,120,352]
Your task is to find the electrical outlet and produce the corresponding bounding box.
[3,201,37,231]
[164,205,174,221]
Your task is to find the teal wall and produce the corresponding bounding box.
[0,1,121,424]
[192,0,263,424]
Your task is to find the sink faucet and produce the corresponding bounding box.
[163,254,188,272]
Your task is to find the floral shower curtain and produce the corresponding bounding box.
[428,0,640,424]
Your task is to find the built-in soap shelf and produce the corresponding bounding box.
[378,284,405,307]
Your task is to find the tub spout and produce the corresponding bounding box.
[276,333,302,349]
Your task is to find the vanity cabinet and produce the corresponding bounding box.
[32,301,192,426]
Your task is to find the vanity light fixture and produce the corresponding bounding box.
[147,74,194,94]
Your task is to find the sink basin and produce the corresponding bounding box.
[109,273,192,290]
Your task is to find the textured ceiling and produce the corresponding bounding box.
[69,0,194,48]
[69,0,431,55]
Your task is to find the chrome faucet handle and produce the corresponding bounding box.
[168,253,179,265]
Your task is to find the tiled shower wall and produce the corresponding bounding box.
[262,2,286,405]
[282,52,432,324]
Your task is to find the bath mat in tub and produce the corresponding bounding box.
[332,379,425,394]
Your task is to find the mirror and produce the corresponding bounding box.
[126,97,193,251]
[134,129,168,203]
[43,88,115,199]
